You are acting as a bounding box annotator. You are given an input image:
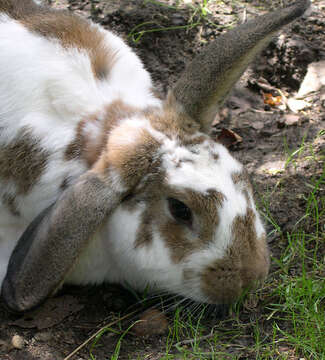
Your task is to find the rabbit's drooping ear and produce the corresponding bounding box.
[167,0,310,133]
[1,170,127,312]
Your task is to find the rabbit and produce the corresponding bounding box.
[0,0,310,312]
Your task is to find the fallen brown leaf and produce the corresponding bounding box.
[217,128,242,148]
[132,309,169,337]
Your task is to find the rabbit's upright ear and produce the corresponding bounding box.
[1,169,127,312]
[166,0,310,133]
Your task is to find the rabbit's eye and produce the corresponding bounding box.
[168,198,192,226]
[122,193,134,202]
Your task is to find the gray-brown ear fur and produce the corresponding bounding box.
[1,171,126,313]
[167,0,310,132]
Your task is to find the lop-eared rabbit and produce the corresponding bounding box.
[0,0,309,312]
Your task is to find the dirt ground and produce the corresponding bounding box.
[0,0,324,359]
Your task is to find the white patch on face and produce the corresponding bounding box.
[162,139,242,194]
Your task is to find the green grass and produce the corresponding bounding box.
[128,0,229,42]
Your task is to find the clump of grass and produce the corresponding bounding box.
[128,0,224,43]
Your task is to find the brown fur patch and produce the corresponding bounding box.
[232,169,253,203]
[201,208,269,303]
[94,122,161,188]
[135,215,153,247]
[160,221,192,261]
[146,105,200,143]
[232,169,251,186]
[182,135,207,147]
[64,120,84,161]
[161,188,225,263]
[0,128,50,194]
[145,106,214,152]
[124,186,161,249]
[65,101,139,166]
[13,4,116,80]
[133,198,161,248]
[2,193,20,217]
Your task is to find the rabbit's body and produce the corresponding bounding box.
[0,0,309,312]
[0,8,159,284]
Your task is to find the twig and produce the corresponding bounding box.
[174,333,214,348]
[251,109,274,114]
[242,7,247,23]
[174,327,215,351]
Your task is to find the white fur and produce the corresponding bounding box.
[97,29,161,109]
[0,13,160,284]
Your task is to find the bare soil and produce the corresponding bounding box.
[0,1,324,359]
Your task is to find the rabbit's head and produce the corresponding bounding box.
[1,0,309,312]
[86,107,270,305]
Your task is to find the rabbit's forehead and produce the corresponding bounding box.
[161,138,243,194]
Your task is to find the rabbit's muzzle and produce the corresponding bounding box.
[202,235,270,304]
[201,210,270,304]
[201,250,269,304]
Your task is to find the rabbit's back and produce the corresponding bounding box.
[0,5,160,284]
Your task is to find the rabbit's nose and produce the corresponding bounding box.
[201,243,270,304]
[201,260,244,304]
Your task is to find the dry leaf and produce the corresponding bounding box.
[263,93,283,107]
[132,309,169,337]
[217,128,242,148]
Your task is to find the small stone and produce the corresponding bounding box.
[34,331,52,342]
[251,121,264,130]
[11,335,25,349]
[287,98,310,112]
[297,61,325,97]
[132,309,169,337]
[284,114,300,126]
